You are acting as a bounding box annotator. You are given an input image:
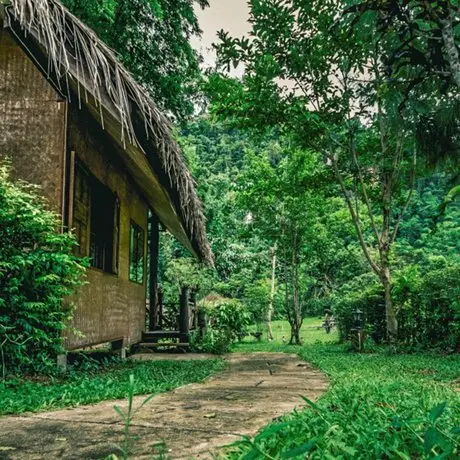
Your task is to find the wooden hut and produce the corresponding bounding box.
[0,0,212,356]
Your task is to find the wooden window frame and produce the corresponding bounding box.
[129,221,145,285]
[70,157,119,275]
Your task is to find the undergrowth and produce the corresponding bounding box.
[0,358,224,415]
[228,321,460,459]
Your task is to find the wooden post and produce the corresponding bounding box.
[179,286,190,343]
[67,150,76,230]
[198,310,206,339]
[190,290,197,329]
[158,288,164,330]
[148,212,159,331]
[111,337,128,359]
[57,354,67,373]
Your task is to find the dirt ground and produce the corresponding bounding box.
[0,352,328,459]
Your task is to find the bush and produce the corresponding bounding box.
[333,262,460,350]
[189,328,232,354]
[191,294,251,353]
[0,163,86,375]
[332,273,386,343]
[395,263,460,351]
[243,279,271,323]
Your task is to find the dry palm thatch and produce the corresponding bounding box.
[4,0,213,264]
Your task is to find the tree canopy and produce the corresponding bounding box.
[62,0,209,119]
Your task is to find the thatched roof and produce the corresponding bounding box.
[3,0,213,264]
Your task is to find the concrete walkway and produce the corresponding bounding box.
[0,353,328,459]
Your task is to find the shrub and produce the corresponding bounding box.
[189,328,232,354]
[395,263,460,351]
[191,294,251,353]
[333,263,460,350]
[332,273,386,343]
[0,163,86,375]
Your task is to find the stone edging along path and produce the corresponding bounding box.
[0,352,328,459]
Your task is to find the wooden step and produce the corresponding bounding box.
[143,331,181,340]
[139,342,189,348]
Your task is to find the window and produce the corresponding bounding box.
[73,163,119,274]
[129,222,145,284]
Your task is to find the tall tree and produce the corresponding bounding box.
[239,145,329,344]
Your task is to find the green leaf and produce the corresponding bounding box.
[113,405,127,424]
[341,446,358,456]
[281,440,316,458]
[242,447,262,460]
[255,421,293,441]
[424,427,444,453]
[137,393,157,411]
[300,396,321,411]
[429,402,447,423]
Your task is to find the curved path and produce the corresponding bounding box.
[0,353,328,459]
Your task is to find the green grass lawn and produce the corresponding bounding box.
[0,358,224,415]
[230,319,460,459]
[246,317,339,345]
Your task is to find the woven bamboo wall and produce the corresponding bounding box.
[0,29,66,215]
[65,104,148,350]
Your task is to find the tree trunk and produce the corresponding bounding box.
[289,228,302,345]
[440,17,460,89]
[289,326,302,345]
[381,254,398,343]
[282,222,292,344]
[383,274,398,342]
[267,242,277,341]
[291,268,302,345]
[381,167,398,343]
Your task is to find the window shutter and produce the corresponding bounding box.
[73,164,91,257]
[112,196,120,274]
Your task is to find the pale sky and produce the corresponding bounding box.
[192,0,250,69]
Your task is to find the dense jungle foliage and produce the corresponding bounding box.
[203,0,460,346]
[158,118,460,351]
